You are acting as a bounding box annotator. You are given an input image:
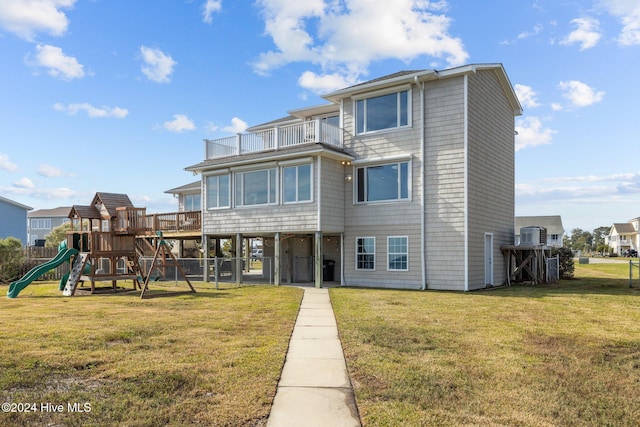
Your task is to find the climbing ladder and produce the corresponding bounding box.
[63,253,89,296]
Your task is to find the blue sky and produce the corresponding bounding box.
[1,0,639,234]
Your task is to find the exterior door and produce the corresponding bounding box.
[484,233,494,286]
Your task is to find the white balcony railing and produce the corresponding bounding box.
[205,120,342,160]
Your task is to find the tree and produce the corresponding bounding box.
[592,226,610,253]
[45,222,71,248]
[0,237,25,283]
[567,228,593,252]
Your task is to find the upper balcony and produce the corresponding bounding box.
[205,119,342,160]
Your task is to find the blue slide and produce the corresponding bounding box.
[7,247,79,298]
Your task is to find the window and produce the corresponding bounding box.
[206,174,230,209]
[356,90,409,134]
[235,168,277,206]
[388,236,408,271]
[356,161,409,203]
[184,193,201,211]
[283,164,312,203]
[30,219,51,229]
[356,237,375,270]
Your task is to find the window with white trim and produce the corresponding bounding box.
[356,237,375,270]
[206,174,230,209]
[283,164,312,203]
[356,161,409,203]
[388,236,408,271]
[30,219,51,229]
[235,168,277,206]
[356,90,409,134]
[184,193,201,211]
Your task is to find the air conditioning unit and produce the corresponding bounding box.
[520,226,547,246]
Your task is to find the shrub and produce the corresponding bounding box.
[0,237,25,283]
[552,247,575,279]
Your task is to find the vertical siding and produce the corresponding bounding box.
[341,85,424,289]
[466,70,515,289]
[0,201,28,245]
[424,77,467,291]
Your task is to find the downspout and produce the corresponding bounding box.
[463,74,469,292]
[415,75,427,290]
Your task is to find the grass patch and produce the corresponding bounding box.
[331,262,640,426]
[0,281,303,426]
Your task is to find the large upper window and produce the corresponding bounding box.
[206,174,230,209]
[356,161,409,203]
[356,90,409,134]
[356,237,375,270]
[235,168,277,206]
[283,164,312,203]
[388,236,408,271]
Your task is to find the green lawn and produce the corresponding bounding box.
[0,282,303,427]
[3,262,639,426]
[331,262,640,426]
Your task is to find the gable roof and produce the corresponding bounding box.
[165,181,200,194]
[0,195,33,211]
[515,216,565,235]
[28,206,72,218]
[323,64,523,116]
[91,192,133,218]
[69,205,101,220]
[611,223,636,234]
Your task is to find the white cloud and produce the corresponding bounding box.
[560,17,601,50]
[514,84,540,109]
[0,0,76,41]
[253,0,468,88]
[558,80,605,107]
[13,177,34,189]
[29,44,84,80]
[515,116,555,151]
[599,0,640,46]
[0,153,18,171]
[222,117,248,134]
[298,71,356,93]
[53,102,128,118]
[37,164,74,177]
[140,46,176,83]
[203,0,222,24]
[163,114,195,132]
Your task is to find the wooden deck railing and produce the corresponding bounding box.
[145,211,201,233]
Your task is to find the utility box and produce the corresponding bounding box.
[520,226,547,246]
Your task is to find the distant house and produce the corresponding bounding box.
[514,216,565,247]
[185,64,522,291]
[0,195,33,245]
[27,206,72,246]
[606,220,639,255]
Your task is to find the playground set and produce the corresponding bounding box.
[7,192,195,299]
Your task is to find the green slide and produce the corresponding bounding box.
[7,248,79,298]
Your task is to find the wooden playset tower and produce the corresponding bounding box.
[64,192,148,295]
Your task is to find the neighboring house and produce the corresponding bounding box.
[0,196,33,245]
[185,64,522,291]
[514,216,565,247]
[165,181,201,212]
[606,221,638,255]
[27,206,72,246]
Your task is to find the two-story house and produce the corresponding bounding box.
[606,220,639,255]
[0,195,33,245]
[185,64,522,291]
[27,206,72,246]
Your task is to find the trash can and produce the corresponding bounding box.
[322,259,335,281]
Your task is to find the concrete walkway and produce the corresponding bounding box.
[267,287,361,427]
